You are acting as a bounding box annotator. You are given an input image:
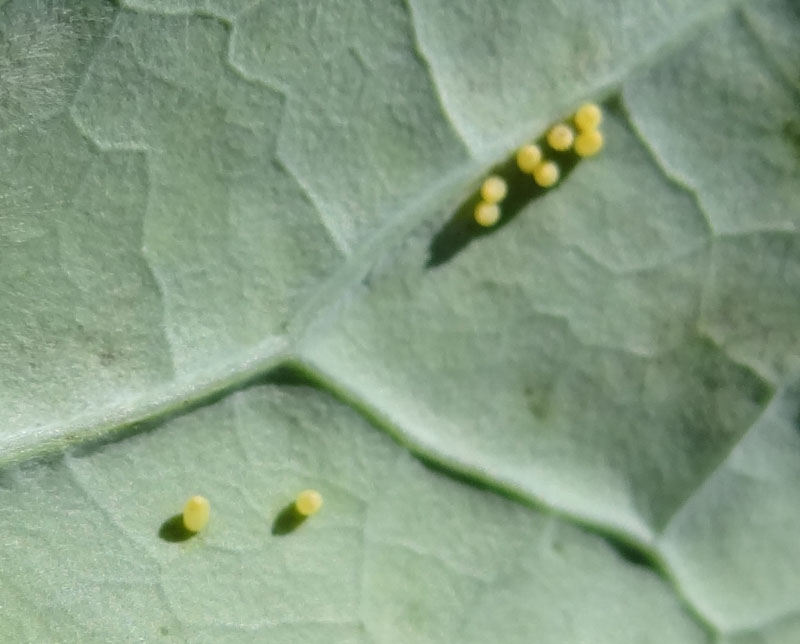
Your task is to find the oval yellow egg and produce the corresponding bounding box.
[295,489,323,517]
[516,144,542,173]
[546,124,574,151]
[480,175,507,204]
[574,129,604,157]
[474,201,500,227]
[532,161,559,188]
[182,495,210,532]
[574,102,602,131]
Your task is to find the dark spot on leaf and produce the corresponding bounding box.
[263,366,313,387]
[0,471,14,491]
[158,514,195,543]
[523,382,555,420]
[793,402,800,435]
[700,372,721,391]
[271,502,307,536]
[782,118,800,160]
[599,533,662,573]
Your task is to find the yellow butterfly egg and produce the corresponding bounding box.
[574,102,603,131]
[574,129,604,157]
[480,175,507,204]
[295,489,323,517]
[474,201,500,227]
[532,161,559,188]
[546,123,574,151]
[182,495,210,533]
[516,144,543,173]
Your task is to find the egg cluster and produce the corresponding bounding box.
[473,102,604,227]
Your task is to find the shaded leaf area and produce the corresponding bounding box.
[0,0,733,452]
[725,612,800,644]
[659,377,800,633]
[0,383,706,643]
[301,104,771,541]
[623,3,800,383]
[297,3,800,632]
[0,0,468,441]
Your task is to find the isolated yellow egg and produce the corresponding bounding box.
[295,489,323,516]
[182,495,210,532]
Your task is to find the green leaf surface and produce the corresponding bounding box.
[1,0,799,641]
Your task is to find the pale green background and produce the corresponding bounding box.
[1,0,799,641]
